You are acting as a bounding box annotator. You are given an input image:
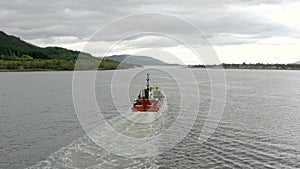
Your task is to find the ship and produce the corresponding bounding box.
[132,73,164,112]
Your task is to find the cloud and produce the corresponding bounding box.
[1,0,300,63]
[1,0,297,40]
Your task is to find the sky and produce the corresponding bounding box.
[1,0,300,64]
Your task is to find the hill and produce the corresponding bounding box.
[0,31,136,70]
[0,31,92,60]
[295,61,300,64]
[104,54,168,66]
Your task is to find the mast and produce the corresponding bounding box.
[146,73,150,90]
[144,73,150,99]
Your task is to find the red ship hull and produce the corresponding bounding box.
[132,99,162,112]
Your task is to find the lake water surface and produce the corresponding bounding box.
[1,68,300,168]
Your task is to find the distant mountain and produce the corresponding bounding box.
[295,61,300,64]
[104,54,169,66]
[0,31,92,60]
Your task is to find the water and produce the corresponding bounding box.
[0,68,300,168]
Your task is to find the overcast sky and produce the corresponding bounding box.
[1,0,300,64]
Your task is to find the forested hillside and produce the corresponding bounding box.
[0,31,136,70]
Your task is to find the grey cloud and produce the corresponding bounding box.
[0,0,298,47]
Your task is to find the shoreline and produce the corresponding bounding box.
[189,67,300,71]
[0,67,140,72]
[1,67,300,72]
[188,64,300,71]
[0,69,68,72]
